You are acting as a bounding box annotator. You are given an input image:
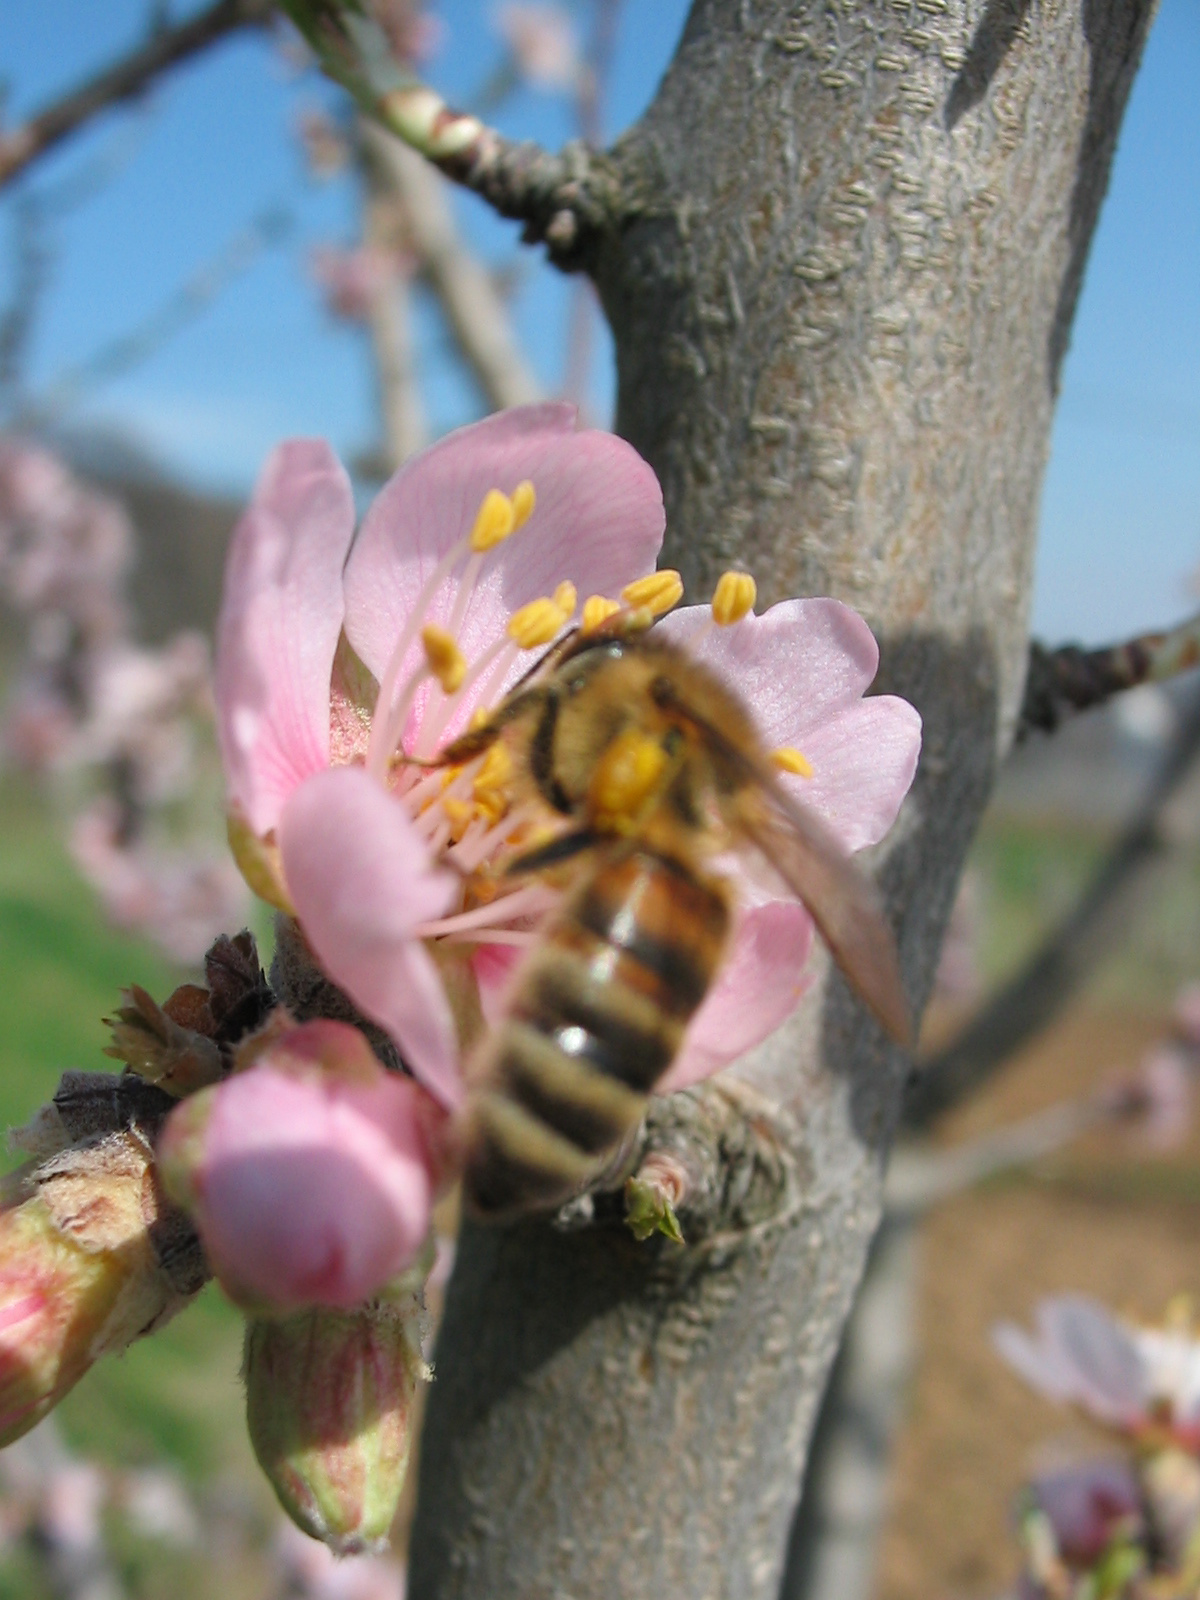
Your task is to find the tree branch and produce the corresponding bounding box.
[360,125,542,412]
[1019,610,1200,737]
[904,686,1200,1130]
[0,0,274,191]
[278,0,623,267]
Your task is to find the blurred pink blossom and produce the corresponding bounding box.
[297,108,351,179]
[1,437,245,961]
[276,1518,407,1599]
[1173,982,1200,1051]
[70,800,247,965]
[1102,1043,1194,1151]
[494,3,580,91]
[995,1296,1200,1446]
[311,246,404,324]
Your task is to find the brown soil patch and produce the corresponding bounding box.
[875,1004,1200,1600]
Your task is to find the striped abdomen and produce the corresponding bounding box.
[463,847,732,1219]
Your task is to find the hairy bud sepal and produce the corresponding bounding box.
[244,1294,429,1554]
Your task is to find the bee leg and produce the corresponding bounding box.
[503,828,600,877]
[433,687,551,767]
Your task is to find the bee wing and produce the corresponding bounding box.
[733,778,911,1046]
[651,679,910,1045]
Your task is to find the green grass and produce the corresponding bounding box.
[966,813,1200,1009]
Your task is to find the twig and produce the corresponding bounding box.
[1019,609,1200,737]
[361,124,542,411]
[361,140,427,467]
[904,687,1200,1128]
[885,1099,1104,1215]
[0,193,50,402]
[0,0,274,191]
[279,0,622,266]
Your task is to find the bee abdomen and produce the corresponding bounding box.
[463,849,731,1218]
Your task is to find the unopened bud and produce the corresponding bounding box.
[244,1295,429,1554]
[0,1129,206,1447]
[625,1151,688,1244]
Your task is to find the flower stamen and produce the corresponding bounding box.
[581,595,621,633]
[772,747,813,778]
[367,482,535,777]
[421,625,466,694]
[621,570,683,618]
[508,596,570,649]
[711,571,756,625]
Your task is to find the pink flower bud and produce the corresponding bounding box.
[1026,1459,1142,1568]
[158,1021,445,1311]
[0,1128,204,1447]
[245,1296,428,1554]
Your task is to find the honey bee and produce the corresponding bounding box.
[433,612,909,1221]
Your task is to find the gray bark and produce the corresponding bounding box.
[408,2,1155,1596]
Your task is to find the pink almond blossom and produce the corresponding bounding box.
[216,405,920,1117]
[158,1021,445,1311]
[994,1296,1200,1448]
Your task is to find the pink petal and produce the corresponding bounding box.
[342,404,664,741]
[659,901,815,1092]
[471,942,522,1027]
[188,1038,437,1309]
[993,1321,1083,1405]
[278,767,464,1107]
[1030,1461,1142,1566]
[1038,1296,1146,1425]
[216,441,355,836]
[660,599,922,852]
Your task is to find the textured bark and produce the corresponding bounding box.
[408,2,1155,1596]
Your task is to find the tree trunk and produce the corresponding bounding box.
[408,2,1155,1595]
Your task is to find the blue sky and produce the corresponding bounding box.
[2,0,1197,645]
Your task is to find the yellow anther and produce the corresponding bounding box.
[589,730,668,829]
[421,624,467,693]
[441,796,474,841]
[581,594,621,633]
[772,747,813,778]
[474,743,513,794]
[621,569,684,618]
[469,707,491,731]
[553,580,577,616]
[473,788,509,826]
[510,480,536,529]
[508,597,566,649]
[711,570,757,626]
[469,488,516,552]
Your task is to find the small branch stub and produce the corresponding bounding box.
[279,0,622,267]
